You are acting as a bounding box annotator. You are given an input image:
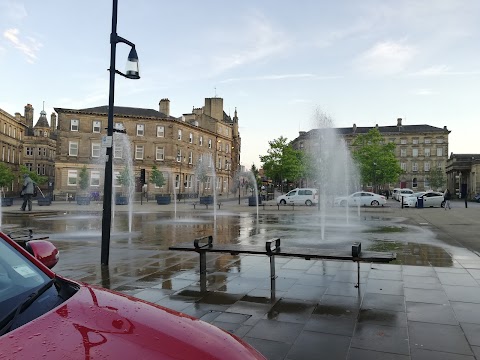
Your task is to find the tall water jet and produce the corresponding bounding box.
[310,108,360,240]
[195,154,218,239]
[113,129,135,233]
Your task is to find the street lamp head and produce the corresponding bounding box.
[125,47,140,79]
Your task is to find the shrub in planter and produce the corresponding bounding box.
[1,197,13,207]
[76,196,91,205]
[115,195,129,205]
[150,166,169,205]
[76,166,90,205]
[0,163,15,206]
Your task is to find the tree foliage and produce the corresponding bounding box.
[0,163,15,188]
[19,165,48,185]
[259,136,305,185]
[427,166,446,190]
[78,165,89,191]
[351,128,402,187]
[149,165,165,188]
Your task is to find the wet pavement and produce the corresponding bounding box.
[2,198,480,359]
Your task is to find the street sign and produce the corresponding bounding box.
[101,136,113,147]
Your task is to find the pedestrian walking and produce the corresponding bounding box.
[20,174,36,211]
[443,188,452,210]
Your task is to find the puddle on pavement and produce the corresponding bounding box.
[1,211,457,271]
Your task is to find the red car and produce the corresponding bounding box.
[0,232,265,359]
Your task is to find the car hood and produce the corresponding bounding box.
[1,284,264,360]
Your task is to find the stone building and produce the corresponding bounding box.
[53,97,239,198]
[292,118,450,191]
[445,153,480,199]
[0,107,27,195]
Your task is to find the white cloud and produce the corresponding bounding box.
[412,88,436,96]
[3,28,42,63]
[409,65,480,77]
[210,14,291,74]
[220,73,340,84]
[0,1,28,21]
[355,40,417,75]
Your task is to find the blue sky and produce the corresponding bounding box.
[1,0,479,168]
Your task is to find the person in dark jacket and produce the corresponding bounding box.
[443,189,452,210]
[20,174,36,211]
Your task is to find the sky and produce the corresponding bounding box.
[1,0,479,168]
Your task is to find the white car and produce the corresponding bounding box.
[395,188,414,201]
[334,191,386,207]
[276,188,318,206]
[403,191,445,208]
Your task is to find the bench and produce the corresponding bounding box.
[192,202,222,210]
[169,236,396,293]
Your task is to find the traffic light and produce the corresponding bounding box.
[140,169,146,185]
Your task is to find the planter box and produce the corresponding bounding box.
[76,196,91,205]
[156,195,171,205]
[1,197,13,207]
[199,196,213,205]
[248,196,262,206]
[115,196,129,205]
[37,197,52,206]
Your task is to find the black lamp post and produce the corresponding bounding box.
[101,0,140,266]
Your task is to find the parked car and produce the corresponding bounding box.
[394,188,414,201]
[276,188,318,206]
[403,191,445,208]
[474,193,480,203]
[334,191,386,207]
[0,232,265,360]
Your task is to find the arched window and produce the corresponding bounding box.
[412,178,418,188]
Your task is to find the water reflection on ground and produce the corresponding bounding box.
[0,210,461,269]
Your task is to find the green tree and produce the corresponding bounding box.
[428,167,446,190]
[351,128,402,189]
[250,164,262,189]
[259,136,304,189]
[78,165,89,192]
[19,165,48,185]
[0,163,15,196]
[116,167,133,194]
[149,166,165,189]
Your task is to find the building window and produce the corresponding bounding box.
[188,151,193,164]
[90,170,100,186]
[436,138,444,144]
[38,148,42,156]
[135,145,144,159]
[208,139,212,149]
[92,143,101,158]
[400,139,407,145]
[225,143,228,153]
[26,147,33,156]
[178,129,182,140]
[425,148,431,157]
[114,122,124,131]
[199,136,203,146]
[136,124,144,136]
[114,144,123,159]
[175,174,180,189]
[156,146,164,161]
[70,119,79,131]
[424,138,431,144]
[93,120,101,133]
[412,148,418,157]
[176,149,182,162]
[401,162,407,171]
[25,163,33,171]
[412,177,418,188]
[424,162,430,172]
[412,163,418,172]
[400,148,407,157]
[413,138,419,145]
[42,148,47,156]
[67,170,77,186]
[69,141,78,156]
[156,125,164,137]
[436,148,443,157]
[424,177,430,188]
[189,133,193,143]
[437,161,442,169]
[44,131,48,137]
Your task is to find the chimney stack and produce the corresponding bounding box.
[352,123,357,133]
[159,98,170,116]
[51,112,57,131]
[397,118,402,127]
